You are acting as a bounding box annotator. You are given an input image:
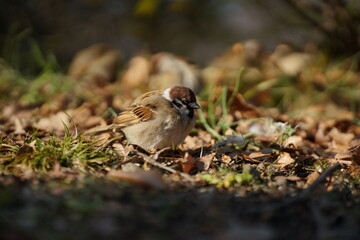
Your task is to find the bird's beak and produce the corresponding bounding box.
[189,102,200,109]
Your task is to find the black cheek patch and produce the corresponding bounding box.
[188,108,194,119]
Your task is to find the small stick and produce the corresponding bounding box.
[246,163,342,213]
[135,150,195,183]
[299,163,342,198]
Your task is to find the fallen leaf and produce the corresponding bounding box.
[286,175,302,182]
[335,151,352,161]
[328,127,355,148]
[349,145,360,164]
[33,112,71,134]
[120,55,150,88]
[248,151,272,162]
[227,90,261,119]
[276,152,295,167]
[274,52,312,76]
[198,131,213,144]
[113,143,133,157]
[10,164,34,180]
[181,153,197,173]
[248,152,269,159]
[182,135,204,150]
[348,164,360,178]
[14,118,26,135]
[121,163,141,173]
[305,171,320,186]
[283,135,303,148]
[149,52,202,94]
[315,122,331,145]
[68,43,121,84]
[335,145,360,165]
[197,153,215,171]
[108,169,166,189]
[221,154,232,164]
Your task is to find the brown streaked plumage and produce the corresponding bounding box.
[113,105,154,127]
[88,86,200,150]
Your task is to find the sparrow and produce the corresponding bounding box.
[89,86,200,150]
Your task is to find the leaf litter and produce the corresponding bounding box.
[1,42,360,239]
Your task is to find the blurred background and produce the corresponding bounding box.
[1,0,359,74]
[0,0,359,117]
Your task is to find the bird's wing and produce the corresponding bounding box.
[131,90,163,104]
[84,105,154,135]
[112,105,155,128]
[85,92,161,135]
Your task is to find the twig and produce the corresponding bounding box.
[299,163,342,198]
[246,163,342,213]
[135,150,195,183]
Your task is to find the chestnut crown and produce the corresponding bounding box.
[164,86,200,109]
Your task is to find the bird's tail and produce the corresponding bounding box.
[84,125,122,136]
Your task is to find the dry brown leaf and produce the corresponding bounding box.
[181,153,197,173]
[68,43,120,85]
[10,164,34,180]
[198,131,213,144]
[227,90,261,119]
[14,118,26,135]
[113,143,133,157]
[286,175,302,182]
[275,53,312,76]
[283,135,303,148]
[315,122,331,145]
[28,140,37,151]
[248,151,272,162]
[328,127,355,148]
[3,107,34,134]
[252,136,277,143]
[69,105,92,124]
[121,163,141,173]
[335,151,352,161]
[120,55,150,88]
[248,152,269,159]
[349,145,360,164]
[83,116,108,129]
[149,52,202,94]
[108,169,166,189]
[348,164,360,178]
[335,145,360,165]
[33,112,71,133]
[276,152,295,167]
[2,103,17,119]
[305,171,320,186]
[240,152,272,164]
[39,94,70,115]
[197,153,215,171]
[221,154,232,164]
[182,135,204,150]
